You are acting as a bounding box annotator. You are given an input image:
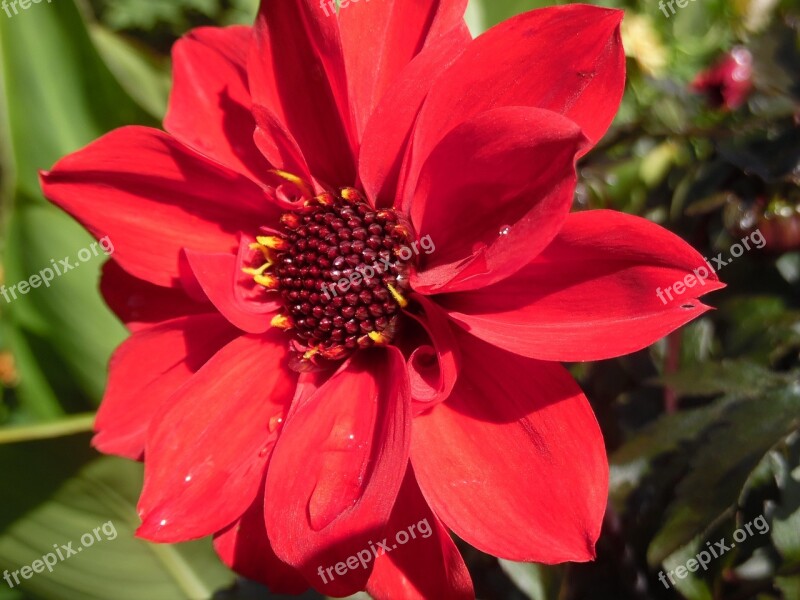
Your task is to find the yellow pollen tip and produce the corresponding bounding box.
[312,192,336,206]
[368,331,389,345]
[386,283,409,308]
[280,213,301,229]
[340,187,364,203]
[242,263,270,277]
[254,274,279,289]
[248,242,274,262]
[270,314,293,330]
[256,235,288,251]
[303,347,319,360]
[268,169,314,198]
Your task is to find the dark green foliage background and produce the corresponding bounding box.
[0,0,799,598]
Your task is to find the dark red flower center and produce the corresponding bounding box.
[247,187,416,368]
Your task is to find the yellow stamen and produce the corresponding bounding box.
[319,346,349,360]
[254,274,279,289]
[270,313,293,330]
[269,169,314,198]
[280,213,301,229]
[368,331,390,345]
[340,187,364,203]
[386,283,408,308]
[248,243,275,266]
[242,263,270,277]
[256,235,288,251]
[303,347,319,361]
[311,192,336,206]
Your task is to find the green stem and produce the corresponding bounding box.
[0,412,95,444]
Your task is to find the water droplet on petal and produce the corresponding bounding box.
[159,519,168,526]
[184,475,192,483]
[268,414,285,433]
[499,225,511,236]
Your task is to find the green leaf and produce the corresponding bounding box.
[3,203,126,403]
[660,537,714,600]
[773,440,800,570]
[0,412,94,444]
[0,0,153,197]
[0,435,234,599]
[610,398,734,508]
[648,387,800,565]
[655,360,793,397]
[776,575,800,599]
[0,0,147,412]
[89,25,171,120]
[498,559,563,600]
[97,0,218,32]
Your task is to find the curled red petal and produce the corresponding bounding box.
[339,0,468,138]
[405,4,624,183]
[366,466,473,600]
[166,25,272,183]
[412,331,608,563]
[213,485,307,595]
[137,331,296,542]
[265,347,411,597]
[249,0,356,187]
[40,126,277,287]
[441,210,726,362]
[93,313,239,461]
[408,107,587,293]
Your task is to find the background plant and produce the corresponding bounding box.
[0,0,798,598]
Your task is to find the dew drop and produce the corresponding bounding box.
[159,519,168,526]
[184,475,192,483]
[498,225,511,236]
[268,414,284,433]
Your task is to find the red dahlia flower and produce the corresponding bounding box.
[691,46,754,110]
[40,2,723,598]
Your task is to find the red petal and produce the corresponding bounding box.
[265,347,411,596]
[213,486,307,595]
[252,105,314,185]
[412,331,608,563]
[408,107,586,293]
[41,127,277,287]
[249,1,356,187]
[339,0,468,137]
[358,27,471,208]
[93,314,238,460]
[366,467,473,600]
[166,26,271,183]
[100,260,209,331]
[137,331,296,542]
[441,210,726,362]
[184,248,277,334]
[404,294,460,411]
[408,4,624,179]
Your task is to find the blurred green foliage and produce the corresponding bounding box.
[0,0,799,598]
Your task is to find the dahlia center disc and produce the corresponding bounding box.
[249,188,416,366]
